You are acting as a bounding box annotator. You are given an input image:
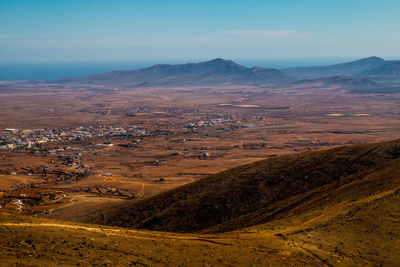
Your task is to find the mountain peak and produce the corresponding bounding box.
[208,58,231,63]
[203,58,239,66]
[357,56,384,62]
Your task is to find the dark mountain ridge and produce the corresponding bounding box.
[87,139,400,233]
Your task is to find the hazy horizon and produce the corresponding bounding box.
[2,0,399,80]
[1,56,399,81]
[1,0,399,62]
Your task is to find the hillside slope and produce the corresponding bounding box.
[282,56,385,79]
[86,139,400,233]
[357,61,400,83]
[0,214,324,266]
[3,140,400,266]
[294,75,378,89]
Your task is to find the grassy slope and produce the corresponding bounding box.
[0,214,322,266]
[1,167,399,266]
[250,157,400,266]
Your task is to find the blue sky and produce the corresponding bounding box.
[1,0,400,62]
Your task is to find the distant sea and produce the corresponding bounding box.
[0,58,356,81]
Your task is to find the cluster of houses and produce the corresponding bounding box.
[185,112,237,130]
[0,125,148,151]
[0,111,240,152]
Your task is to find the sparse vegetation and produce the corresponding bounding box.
[1,139,400,266]
[1,57,400,266]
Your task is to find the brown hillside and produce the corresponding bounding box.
[86,139,400,233]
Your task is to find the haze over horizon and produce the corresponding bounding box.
[1,0,400,63]
[0,56,395,81]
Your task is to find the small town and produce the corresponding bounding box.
[0,125,149,152]
[0,108,249,154]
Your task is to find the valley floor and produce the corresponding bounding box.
[1,84,400,266]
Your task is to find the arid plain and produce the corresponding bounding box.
[1,79,399,218]
[1,57,400,266]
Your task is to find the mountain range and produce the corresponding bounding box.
[54,56,400,90]
[57,58,295,87]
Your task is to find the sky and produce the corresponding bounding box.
[1,0,400,62]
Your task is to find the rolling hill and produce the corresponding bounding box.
[86,139,400,234]
[2,140,400,266]
[282,56,386,79]
[0,213,333,266]
[56,58,295,87]
[283,56,400,84]
[357,61,400,82]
